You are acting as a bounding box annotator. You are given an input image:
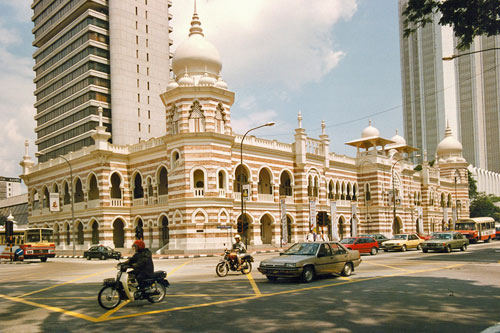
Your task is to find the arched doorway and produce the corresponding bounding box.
[392,217,402,235]
[161,216,169,246]
[260,214,273,245]
[338,216,345,239]
[113,219,125,248]
[77,222,84,245]
[91,221,99,244]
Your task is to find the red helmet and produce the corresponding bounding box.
[133,240,145,250]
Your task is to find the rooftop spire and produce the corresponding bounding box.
[189,0,204,37]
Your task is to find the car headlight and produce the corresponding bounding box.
[284,263,296,268]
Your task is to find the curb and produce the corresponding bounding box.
[54,249,284,261]
[0,261,30,264]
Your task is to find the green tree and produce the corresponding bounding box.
[468,170,478,200]
[469,194,500,220]
[402,0,500,50]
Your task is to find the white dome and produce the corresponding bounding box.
[390,129,406,145]
[199,72,216,86]
[172,10,222,79]
[436,123,463,157]
[167,78,179,90]
[215,77,228,89]
[361,120,380,138]
[178,73,194,86]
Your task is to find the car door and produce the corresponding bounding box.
[315,243,334,274]
[408,234,418,249]
[329,243,349,274]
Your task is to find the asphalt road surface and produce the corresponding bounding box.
[1,241,499,333]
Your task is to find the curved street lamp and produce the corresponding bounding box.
[37,152,75,257]
[239,122,275,245]
[390,154,420,232]
[443,47,500,61]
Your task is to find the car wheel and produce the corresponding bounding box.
[370,247,378,255]
[422,249,428,253]
[445,245,451,253]
[460,244,467,251]
[401,245,407,252]
[266,275,278,282]
[341,263,353,277]
[301,266,315,283]
[417,244,422,250]
[86,255,91,260]
[100,254,106,260]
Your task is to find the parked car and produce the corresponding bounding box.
[84,245,121,260]
[359,234,390,248]
[340,237,379,255]
[421,232,469,253]
[257,241,361,283]
[417,233,431,240]
[383,233,424,252]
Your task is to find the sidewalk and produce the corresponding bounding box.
[54,245,285,260]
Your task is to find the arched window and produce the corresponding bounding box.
[74,178,84,203]
[32,190,39,210]
[234,165,249,193]
[189,100,205,132]
[328,180,334,199]
[77,222,84,245]
[158,167,168,195]
[110,173,122,198]
[88,175,99,201]
[280,171,292,196]
[43,187,50,208]
[91,221,99,244]
[258,168,272,195]
[365,183,371,201]
[193,169,205,197]
[133,173,144,199]
[63,182,70,205]
[215,103,225,134]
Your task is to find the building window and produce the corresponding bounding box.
[145,10,148,19]
[147,82,150,90]
[136,35,138,44]
[146,39,149,47]
[137,64,140,73]
[146,53,149,62]
[138,93,141,102]
[146,25,149,34]
[138,123,141,131]
[147,67,149,76]
[137,79,140,88]
[147,96,150,104]
[135,21,138,29]
[148,110,150,119]
[148,124,151,133]
[136,50,139,58]
[135,7,138,15]
[138,108,141,117]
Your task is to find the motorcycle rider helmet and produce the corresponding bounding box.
[234,235,241,242]
[132,239,145,250]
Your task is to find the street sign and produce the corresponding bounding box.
[216,225,232,229]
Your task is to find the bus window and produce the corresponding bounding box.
[26,230,41,243]
[41,230,53,242]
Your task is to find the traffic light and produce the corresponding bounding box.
[5,220,14,245]
[317,213,324,226]
[237,222,243,233]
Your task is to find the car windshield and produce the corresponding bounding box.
[431,233,452,240]
[391,235,408,240]
[284,243,319,255]
[455,223,476,231]
[340,238,355,244]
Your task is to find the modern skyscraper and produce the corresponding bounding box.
[32,0,172,162]
[398,0,500,173]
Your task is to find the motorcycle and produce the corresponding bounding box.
[215,250,254,277]
[98,262,170,309]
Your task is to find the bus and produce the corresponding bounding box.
[0,227,55,262]
[454,217,496,243]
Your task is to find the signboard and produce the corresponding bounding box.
[0,177,21,183]
[309,200,316,232]
[49,193,60,212]
[330,201,338,240]
[242,184,251,201]
[280,198,287,245]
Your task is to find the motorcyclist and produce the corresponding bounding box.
[231,235,246,270]
[123,240,154,291]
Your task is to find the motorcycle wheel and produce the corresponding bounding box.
[216,262,229,277]
[240,261,252,274]
[98,286,121,309]
[147,282,166,303]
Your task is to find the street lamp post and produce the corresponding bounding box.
[443,47,500,61]
[390,155,419,232]
[37,153,75,257]
[239,122,275,245]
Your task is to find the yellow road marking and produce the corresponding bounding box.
[168,259,192,276]
[338,276,351,281]
[18,267,114,298]
[23,296,95,300]
[363,261,413,272]
[0,263,465,323]
[0,293,98,322]
[96,300,130,321]
[246,273,261,296]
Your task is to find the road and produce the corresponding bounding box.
[0,241,499,333]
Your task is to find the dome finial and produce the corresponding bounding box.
[189,0,204,37]
[298,111,303,128]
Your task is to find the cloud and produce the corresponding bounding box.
[170,0,357,90]
[0,0,32,22]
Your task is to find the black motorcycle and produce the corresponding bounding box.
[98,263,170,309]
[216,250,254,277]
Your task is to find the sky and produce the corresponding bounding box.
[0,0,403,179]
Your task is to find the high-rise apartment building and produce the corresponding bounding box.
[398,0,500,173]
[32,0,172,162]
[0,177,23,200]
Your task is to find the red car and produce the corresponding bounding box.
[340,236,379,255]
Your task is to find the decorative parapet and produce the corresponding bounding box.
[234,134,293,152]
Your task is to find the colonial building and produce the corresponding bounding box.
[20,7,469,252]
